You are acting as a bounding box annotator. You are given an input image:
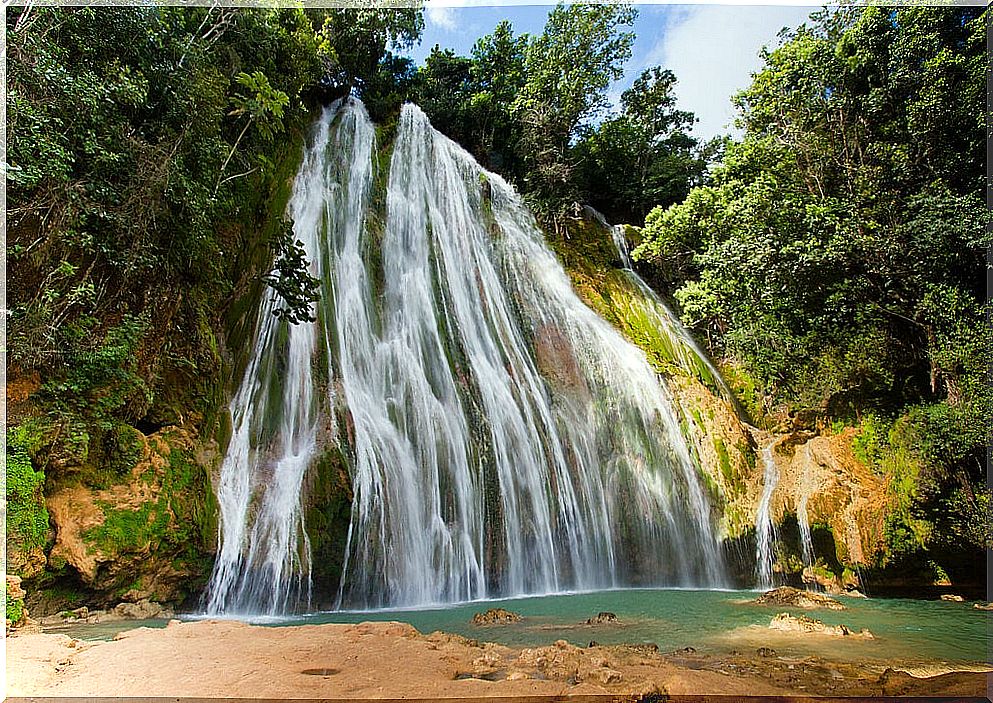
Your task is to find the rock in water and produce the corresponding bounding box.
[972,602,993,611]
[585,611,618,625]
[471,608,522,625]
[769,612,873,639]
[755,586,846,610]
[940,594,965,602]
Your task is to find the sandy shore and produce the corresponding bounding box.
[6,619,990,699]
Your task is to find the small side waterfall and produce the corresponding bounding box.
[797,494,816,570]
[754,444,780,589]
[608,225,732,401]
[207,100,729,614]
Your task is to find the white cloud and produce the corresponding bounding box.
[644,6,813,141]
[426,5,459,32]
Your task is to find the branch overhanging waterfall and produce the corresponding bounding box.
[206,100,729,615]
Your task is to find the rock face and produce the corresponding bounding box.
[28,427,217,612]
[768,612,873,639]
[585,612,618,625]
[754,586,846,610]
[471,608,523,625]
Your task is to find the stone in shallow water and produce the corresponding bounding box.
[585,611,618,625]
[769,612,873,638]
[470,608,522,625]
[755,586,846,610]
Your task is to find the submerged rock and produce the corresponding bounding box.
[755,586,846,610]
[769,612,873,639]
[585,611,618,625]
[471,608,522,626]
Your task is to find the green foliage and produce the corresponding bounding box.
[415,4,647,222]
[852,413,890,469]
[575,67,704,224]
[265,222,321,325]
[633,6,987,415]
[6,426,51,556]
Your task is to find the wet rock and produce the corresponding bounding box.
[972,602,993,611]
[470,608,522,625]
[585,611,618,625]
[587,640,599,648]
[769,612,873,638]
[755,586,846,610]
[113,599,172,620]
[940,594,965,602]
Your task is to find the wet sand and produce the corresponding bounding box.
[6,619,990,699]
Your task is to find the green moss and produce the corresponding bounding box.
[713,437,732,484]
[6,425,51,557]
[305,446,353,595]
[852,413,891,470]
[83,433,217,582]
[6,581,25,626]
[719,362,770,429]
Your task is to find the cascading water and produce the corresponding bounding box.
[754,444,780,589]
[608,223,732,401]
[208,100,728,614]
[797,495,815,569]
[796,444,818,589]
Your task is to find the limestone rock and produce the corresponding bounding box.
[470,608,522,625]
[6,575,28,633]
[755,586,846,610]
[769,612,873,639]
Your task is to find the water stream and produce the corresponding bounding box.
[754,444,780,589]
[206,100,729,615]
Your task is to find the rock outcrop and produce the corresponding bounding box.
[768,612,873,639]
[585,611,619,625]
[754,586,846,610]
[471,608,522,625]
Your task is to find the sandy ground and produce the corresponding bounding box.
[6,619,991,699]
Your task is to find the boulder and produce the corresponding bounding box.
[973,602,993,611]
[940,594,965,602]
[585,611,618,625]
[470,608,522,625]
[755,586,846,610]
[113,599,174,620]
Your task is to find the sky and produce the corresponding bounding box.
[403,3,816,141]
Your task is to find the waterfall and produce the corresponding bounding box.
[208,100,728,614]
[754,444,780,589]
[796,443,817,589]
[797,494,816,569]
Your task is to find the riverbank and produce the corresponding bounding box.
[6,619,989,698]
